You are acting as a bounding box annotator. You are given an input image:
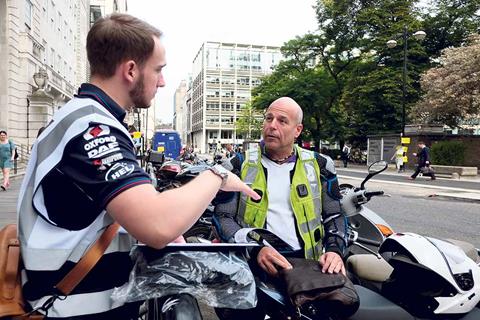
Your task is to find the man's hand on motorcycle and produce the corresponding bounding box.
[220,171,260,201]
[319,251,346,276]
[257,246,292,276]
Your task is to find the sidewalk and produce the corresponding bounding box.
[337,163,480,183]
[336,163,480,203]
[0,171,24,228]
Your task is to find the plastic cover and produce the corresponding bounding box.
[112,247,257,309]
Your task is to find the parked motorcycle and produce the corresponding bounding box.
[145,154,235,241]
[341,160,480,320]
[225,160,480,320]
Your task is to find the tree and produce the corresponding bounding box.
[341,0,429,139]
[252,0,367,146]
[235,102,262,140]
[410,35,480,128]
[421,0,480,61]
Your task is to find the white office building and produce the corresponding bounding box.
[188,42,282,153]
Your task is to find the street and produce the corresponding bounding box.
[339,175,480,248]
[1,169,479,320]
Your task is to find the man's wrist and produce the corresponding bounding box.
[208,164,228,188]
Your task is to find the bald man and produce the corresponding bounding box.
[214,97,347,318]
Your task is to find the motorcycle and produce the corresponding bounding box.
[225,160,480,320]
[341,160,480,319]
[146,154,236,241]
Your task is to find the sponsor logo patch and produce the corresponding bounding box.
[84,136,117,151]
[93,152,124,171]
[83,125,110,140]
[105,162,135,181]
[92,152,124,166]
[86,141,120,158]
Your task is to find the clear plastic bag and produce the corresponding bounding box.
[112,246,257,309]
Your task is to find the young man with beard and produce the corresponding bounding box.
[17,13,258,319]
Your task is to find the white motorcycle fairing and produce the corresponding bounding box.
[380,232,480,314]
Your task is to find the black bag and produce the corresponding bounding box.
[420,166,434,176]
[279,258,359,318]
[8,140,18,160]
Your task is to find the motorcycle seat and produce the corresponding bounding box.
[445,239,480,263]
[347,254,393,282]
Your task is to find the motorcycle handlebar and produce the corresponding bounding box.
[364,191,384,198]
[356,236,382,247]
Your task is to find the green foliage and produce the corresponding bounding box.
[251,0,480,145]
[421,0,480,61]
[341,0,429,142]
[235,102,262,140]
[430,141,466,166]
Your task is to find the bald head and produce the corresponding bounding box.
[268,97,303,124]
[263,97,304,159]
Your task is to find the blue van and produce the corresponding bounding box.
[151,130,182,159]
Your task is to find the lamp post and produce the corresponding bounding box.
[387,26,426,136]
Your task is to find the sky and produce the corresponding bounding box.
[128,0,319,123]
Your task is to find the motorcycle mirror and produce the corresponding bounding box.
[360,160,388,189]
[368,160,388,174]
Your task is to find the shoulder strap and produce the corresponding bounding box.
[54,223,120,295]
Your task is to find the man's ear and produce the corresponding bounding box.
[294,123,303,138]
[122,60,137,83]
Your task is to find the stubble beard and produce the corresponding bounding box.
[129,73,151,110]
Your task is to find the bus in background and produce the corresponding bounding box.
[151,130,182,159]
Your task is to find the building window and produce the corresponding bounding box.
[25,0,33,29]
[206,102,219,111]
[221,130,232,139]
[90,5,103,27]
[50,48,55,67]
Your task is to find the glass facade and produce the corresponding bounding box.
[190,42,282,152]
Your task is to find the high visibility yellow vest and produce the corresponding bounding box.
[238,145,324,260]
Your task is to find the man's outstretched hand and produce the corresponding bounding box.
[220,171,260,201]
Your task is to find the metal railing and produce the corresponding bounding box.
[13,144,30,175]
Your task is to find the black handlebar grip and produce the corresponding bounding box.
[356,236,382,247]
[365,191,384,198]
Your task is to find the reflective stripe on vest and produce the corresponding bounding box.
[17,97,135,316]
[238,145,323,260]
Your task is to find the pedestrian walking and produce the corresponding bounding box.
[409,141,436,181]
[0,130,16,190]
[391,144,405,173]
[342,143,351,168]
